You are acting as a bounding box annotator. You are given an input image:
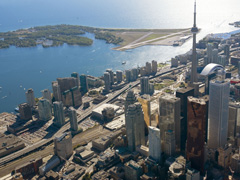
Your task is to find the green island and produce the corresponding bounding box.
[0,24,191,50]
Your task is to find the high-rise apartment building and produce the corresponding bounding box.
[71,72,80,87]
[125,70,131,82]
[57,77,78,93]
[152,60,158,74]
[131,68,138,81]
[25,88,35,107]
[53,101,65,127]
[80,74,88,94]
[140,76,149,95]
[19,103,32,120]
[38,99,52,121]
[68,107,78,132]
[42,89,52,104]
[104,72,111,93]
[106,69,114,85]
[116,70,123,83]
[145,62,152,75]
[52,81,61,101]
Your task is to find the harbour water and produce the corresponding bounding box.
[0,0,240,112]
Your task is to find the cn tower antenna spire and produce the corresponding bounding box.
[194,0,197,27]
[190,0,198,85]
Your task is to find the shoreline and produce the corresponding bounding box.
[0,24,192,50]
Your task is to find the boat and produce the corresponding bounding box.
[122,61,126,65]
[15,107,19,112]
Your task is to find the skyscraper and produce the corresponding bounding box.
[159,94,181,151]
[68,107,78,132]
[52,81,61,101]
[176,87,194,150]
[104,72,111,93]
[53,101,65,127]
[190,1,198,84]
[57,77,78,93]
[140,76,149,95]
[54,132,73,159]
[148,126,161,162]
[187,96,208,173]
[106,69,114,85]
[19,103,32,120]
[207,43,213,63]
[224,44,230,64]
[42,89,52,104]
[71,72,80,87]
[116,70,123,83]
[212,49,218,64]
[38,99,52,121]
[208,71,230,149]
[164,130,176,156]
[125,70,132,82]
[152,60,158,74]
[125,103,145,151]
[145,62,152,75]
[25,88,35,107]
[138,95,151,131]
[125,90,137,114]
[80,74,89,94]
[131,68,138,81]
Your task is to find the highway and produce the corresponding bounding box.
[0,63,188,168]
[0,125,120,177]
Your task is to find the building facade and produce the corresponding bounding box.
[148,126,161,162]
[208,76,230,149]
[38,99,52,121]
[25,88,35,107]
[125,103,145,151]
[159,94,181,151]
[53,101,65,127]
[186,96,208,173]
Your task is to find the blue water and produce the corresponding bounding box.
[0,0,240,112]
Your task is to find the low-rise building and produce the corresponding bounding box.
[92,130,124,151]
[95,148,119,170]
[218,144,232,168]
[125,160,143,180]
[74,149,95,164]
[92,103,120,120]
[15,157,43,179]
[231,153,240,174]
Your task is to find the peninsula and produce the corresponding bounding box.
[0,24,192,50]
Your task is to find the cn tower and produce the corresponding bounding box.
[190,0,198,84]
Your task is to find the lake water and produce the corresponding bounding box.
[0,0,240,112]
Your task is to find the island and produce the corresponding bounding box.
[0,24,192,51]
